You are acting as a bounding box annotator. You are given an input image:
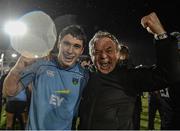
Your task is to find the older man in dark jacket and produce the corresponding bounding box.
[78,12,180,130]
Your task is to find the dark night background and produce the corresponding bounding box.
[0,0,179,66]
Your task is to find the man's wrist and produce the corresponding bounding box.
[154,33,168,40]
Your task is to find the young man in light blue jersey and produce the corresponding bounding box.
[3,25,89,130]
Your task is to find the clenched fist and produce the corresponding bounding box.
[141,12,166,36]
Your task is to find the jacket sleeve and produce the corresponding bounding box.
[132,37,180,92]
[155,36,180,83]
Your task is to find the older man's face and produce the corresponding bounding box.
[92,37,120,74]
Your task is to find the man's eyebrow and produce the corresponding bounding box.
[63,40,71,44]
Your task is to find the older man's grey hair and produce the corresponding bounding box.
[89,31,121,57]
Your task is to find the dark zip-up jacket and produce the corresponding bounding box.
[78,37,180,130]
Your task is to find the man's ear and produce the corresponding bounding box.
[116,51,120,60]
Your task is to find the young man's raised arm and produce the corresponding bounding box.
[3,56,36,97]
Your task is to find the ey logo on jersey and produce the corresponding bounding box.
[49,94,64,107]
[72,78,79,85]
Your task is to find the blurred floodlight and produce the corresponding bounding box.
[11,53,17,58]
[4,21,27,36]
[34,55,39,58]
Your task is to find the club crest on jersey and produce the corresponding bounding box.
[46,70,55,77]
[72,78,79,85]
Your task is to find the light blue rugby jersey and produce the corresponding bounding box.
[20,59,89,130]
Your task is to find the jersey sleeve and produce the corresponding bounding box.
[19,59,49,89]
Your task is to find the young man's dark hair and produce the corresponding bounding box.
[58,25,87,47]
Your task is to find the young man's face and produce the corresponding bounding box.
[57,34,84,68]
[92,37,120,74]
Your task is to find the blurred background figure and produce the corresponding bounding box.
[148,91,163,130]
[3,62,30,130]
[0,70,9,127]
[119,45,129,65]
[5,88,28,130]
[167,31,180,129]
[159,88,173,129]
[79,55,95,71]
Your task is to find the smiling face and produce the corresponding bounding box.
[92,37,120,74]
[57,34,84,68]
